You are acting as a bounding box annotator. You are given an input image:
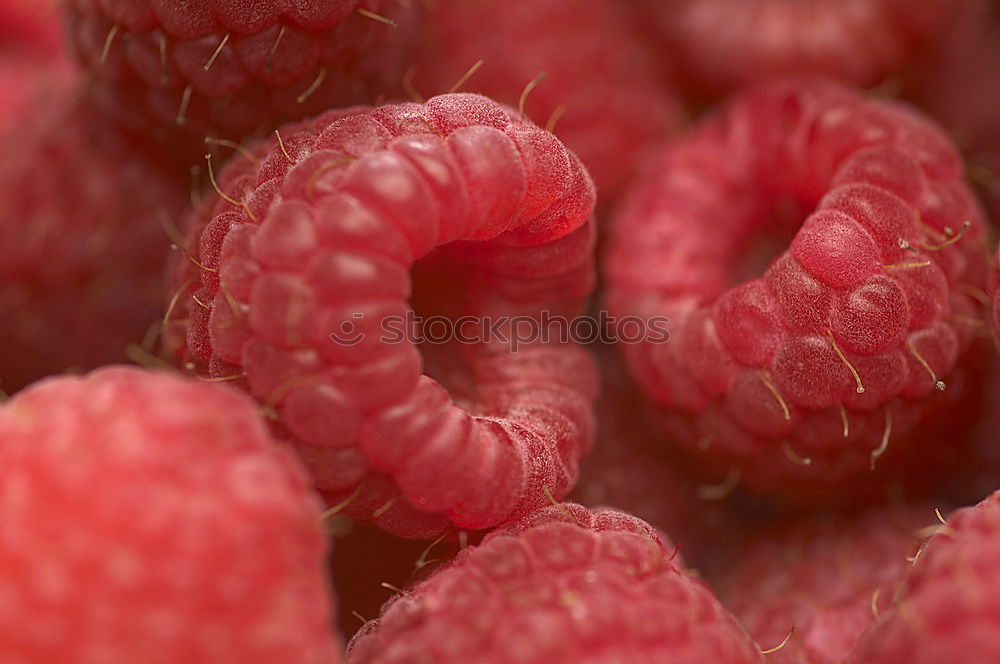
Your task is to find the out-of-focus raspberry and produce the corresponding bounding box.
[0,83,186,393]
[64,0,415,163]
[0,366,342,662]
[347,504,763,664]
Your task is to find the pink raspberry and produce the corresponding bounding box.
[645,0,956,100]
[409,0,682,204]
[0,366,341,662]
[715,507,934,664]
[570,347,751,570]
[0,0,73,131]
[908,0,1000,222]
[855,491,1000,663]
[0,83,187,393]
[604,78,992,502]
[165,93,599,538]
[64,0,414,163]
[347,504,763,664]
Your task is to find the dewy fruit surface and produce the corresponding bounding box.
[166,93,599,538]
[604,77,992,501]
[64,0,414,163]
[0,366,341,663]
[347,503,763,664]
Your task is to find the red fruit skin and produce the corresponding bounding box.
[165,94,599,538]
[569,346,756,572]
[410,0,682,205]
[347,504,762,664]
[0,83,187,393]
[855,491,1000,663]
[64,0,414,163]
[604,78,992,502]
[715,507,933,664]
[910,0,1000,223]
[645,0,956,100]
[0,0,73,131]
[0,367,341,663]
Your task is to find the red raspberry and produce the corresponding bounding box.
[715,507,933,664]
[0,0,72,130]
[645,0,955,100]
[570,347,751,570]
[346,504,762,664]
[0,84,187,393]
[64,0,414,163]
[604,78,991,502]
[165,94,599,538]
[855,491,1000,663]
[0,366,341,663]
[409,0,682,204]
[909,0,1000,222]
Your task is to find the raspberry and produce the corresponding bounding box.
[908,0,1000,222]
[645,0,956,100]
[409,0,682,203]
[715,507,933,664]
[0,84,186,393]
[569,347,751,570]
[855,491,1000,663]
[604,78,991,501]
[165,93,599,538]
[346,504,762,664]
[64,0,414,163]
[0,0,72,131]
[0,366,341,662]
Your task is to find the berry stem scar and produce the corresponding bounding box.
[828,331,865,393]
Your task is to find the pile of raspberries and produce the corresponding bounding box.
[3,1,1000,662]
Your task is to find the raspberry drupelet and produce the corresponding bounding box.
[604,78,992,503]
[64,0,414,163]
[855,491,1000,663]
[165,93,599,538]
[347,504,763,664]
